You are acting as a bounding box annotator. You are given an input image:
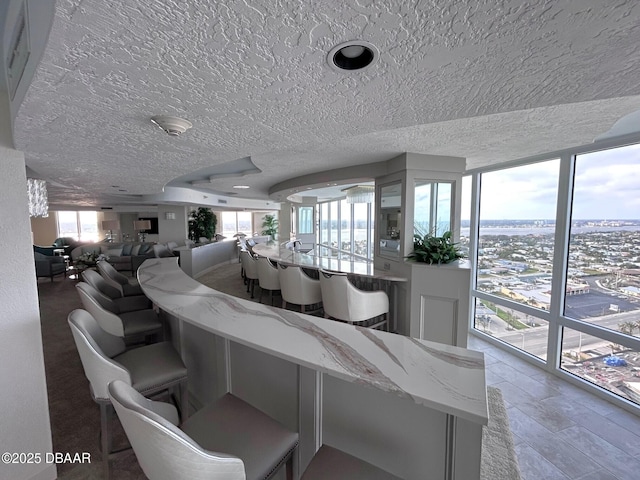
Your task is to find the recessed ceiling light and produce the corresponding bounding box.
[328,40,378,72]
[233,185,250,189]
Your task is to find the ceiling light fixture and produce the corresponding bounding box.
[328,40,378,72]
[150,115,193,136]
[342,185,375,204]
[232,185,250,189]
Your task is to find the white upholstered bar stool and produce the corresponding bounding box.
[97,260,145,297]
[318,269,389,330]
[278,264,323,314]
[69,310,188,479]
[256,256,281,305]
[302,445,401,480]
[82,269,151,313]
[76,282,162,343]
[108,380,298,480]
[239,250,259,298]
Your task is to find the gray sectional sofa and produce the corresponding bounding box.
[70,242,156,271]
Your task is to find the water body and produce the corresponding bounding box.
[462,225,640,237]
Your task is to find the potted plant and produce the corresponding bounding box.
[406,231,463,265]
[261,214,278,241]
[188,207,217,242]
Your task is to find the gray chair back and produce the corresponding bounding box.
[76,282,126,337]
[82,268,122,300]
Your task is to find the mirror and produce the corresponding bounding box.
[378,183,402,258]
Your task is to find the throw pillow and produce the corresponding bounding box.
[138,244,151,255]
[122,244,133,256]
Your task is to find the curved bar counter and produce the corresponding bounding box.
[138,257,488,479]
[252,243,405,281]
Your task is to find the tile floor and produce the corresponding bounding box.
[468,334,640,480]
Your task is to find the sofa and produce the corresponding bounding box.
[70,242,156,272]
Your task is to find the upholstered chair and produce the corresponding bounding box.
[68,310,188,479]
[318,269,388,330]
[256,256,281,305]
[76,282,162,342]
[82,269,151,313]
[97,260,144,296]
[278,264,322,314]
[34,252,67,282]
[239,250,259,298]
[108,380,298,480]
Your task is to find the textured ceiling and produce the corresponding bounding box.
[12,0,640,208]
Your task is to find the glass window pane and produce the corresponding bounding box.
[237,212,252,234]
[298,207,313,234]
[565,144,640,336]
[320,203,329,246]
[561,326,640,407]
[473,297,549,360]
[414,182,432,237]
[477,160,560,311]
[79,211,99,242]
[221,212,237,237]
[353,203,369,257]
[57,211,79,240]
[340,200,351,253]
[330,201,338,251]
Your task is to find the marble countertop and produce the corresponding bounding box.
[252,243,407,282]
[138,258,487,424]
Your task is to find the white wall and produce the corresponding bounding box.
[0,138,55,479]
[158,204,188,244]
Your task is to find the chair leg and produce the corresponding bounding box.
[178,380,189,422]
[258,285,263,303]
[100,403,112,479]
[285,455,294,480]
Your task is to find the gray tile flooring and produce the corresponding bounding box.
[468,334,640,480]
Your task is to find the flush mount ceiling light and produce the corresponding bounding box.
[232,185,250,189]
[328,40,378,72]
[150,115,193,136]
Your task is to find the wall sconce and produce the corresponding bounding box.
[133,220,151,242]
[27,178,49,217]
[165,212,176,220]
[101,220,121,242]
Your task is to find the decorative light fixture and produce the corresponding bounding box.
[133,220,152,242]
[101,220,121,242]
[150,115,193,136]
[328,40,378,72]
[343,185,375,204]
[27,178,48,217]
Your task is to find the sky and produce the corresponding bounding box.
[461,143,640,221]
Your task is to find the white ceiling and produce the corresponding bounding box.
[11,0,640,209]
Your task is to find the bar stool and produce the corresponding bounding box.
[69,309,188,479]
[318,269,389,330]
[108,380,298,480]
[278,264,323,314]
[239,250,259,298]
[76,282,162,343]
[97,260,145,297]
[82,268,151,313]
[256,256,281,305]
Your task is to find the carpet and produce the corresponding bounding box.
[39,265,520,479]
[482,386,522,480]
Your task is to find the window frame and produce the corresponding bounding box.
[466,135,640,412]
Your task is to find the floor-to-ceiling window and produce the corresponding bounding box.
[317,198,374,259]
[469,142,640,409]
